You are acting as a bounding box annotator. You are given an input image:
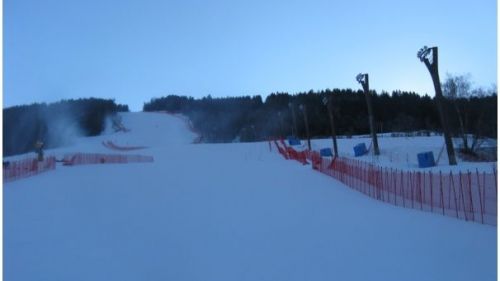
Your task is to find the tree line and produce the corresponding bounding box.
[3,98,129,156]
[143,87,496,144]
[3,76,495,157]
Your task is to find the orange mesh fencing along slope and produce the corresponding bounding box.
[3,157,56,182]
[272,140,497,226]
[63,153,154,166]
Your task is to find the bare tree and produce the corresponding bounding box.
[442,74,496,157]
[442,73,472,152]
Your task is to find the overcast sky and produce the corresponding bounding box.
[4,0,497,111]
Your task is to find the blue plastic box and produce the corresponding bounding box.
[417,151,435,168]
[353,143,367,157]
[287,136,301,146]
[320,148,333,157]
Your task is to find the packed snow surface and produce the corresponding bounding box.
[4,112,496,281]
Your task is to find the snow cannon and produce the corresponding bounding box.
[353,143,368,157]
[417,151,435,168]
[320,148,333,157]
[35,141,44,161]
[287,136,301,146]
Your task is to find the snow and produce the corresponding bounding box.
[4,112,497,281]
[300,136,496,173]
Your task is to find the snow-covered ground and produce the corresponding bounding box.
[4,112,497,281]
[293,136,496,173]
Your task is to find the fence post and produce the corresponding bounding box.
[450,172,459,219]
[429,171,433,212]
[418,172,423,210]
[467,171,475,222]
[401,170,406,208]
[384,168,389,203]
[474,169,484,223]
[372,165,376,198]
[410,172,415,209]
[475,169,484,224]
[387,168,391,202]
[421,171,425,209]
[483,171,487,222]
[378,167,383,201]
[458,172,468,221]
[392,168,397,206]
[493,166,497,200]
[440,171,445,215]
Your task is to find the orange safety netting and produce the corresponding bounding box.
[272,140,497,226]
[102,141,148,151]
[3,157,56,182]
[63,153,154,166]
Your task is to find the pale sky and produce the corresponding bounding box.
[4,0,497,111]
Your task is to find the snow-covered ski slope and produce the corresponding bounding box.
[4,112,496,281]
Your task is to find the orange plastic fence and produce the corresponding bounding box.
[102,141,148,151]
[63,153,154,166]
[3,157,56,182]
[273,140,497,225]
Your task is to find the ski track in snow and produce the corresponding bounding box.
[4,112,497,281]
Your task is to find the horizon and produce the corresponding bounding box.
[4,0,497,112]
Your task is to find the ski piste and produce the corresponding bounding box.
[4,112,496,281]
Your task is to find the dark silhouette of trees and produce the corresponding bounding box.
[5,87,495,160]
[3,98,129,156]
[143,89,497,145]
[443,74,497,155]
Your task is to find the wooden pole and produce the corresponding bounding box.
[360,74,380,155]
[420,47,457,165]
[325,96,339,157]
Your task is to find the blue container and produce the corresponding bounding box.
[353,143,367,157]
[320,148,333,157]
[287,136,301,146]
[417,151,435,168]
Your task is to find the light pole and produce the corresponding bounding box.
[417,46,457,165]
[299,104,311,150]
[356,73,380,155]
[288,102,298,137]
[322,96,338,157]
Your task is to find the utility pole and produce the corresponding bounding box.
[299,104,311,150]
[356,73,380,155]
[417,46,457,165]
[322,95,338,157]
